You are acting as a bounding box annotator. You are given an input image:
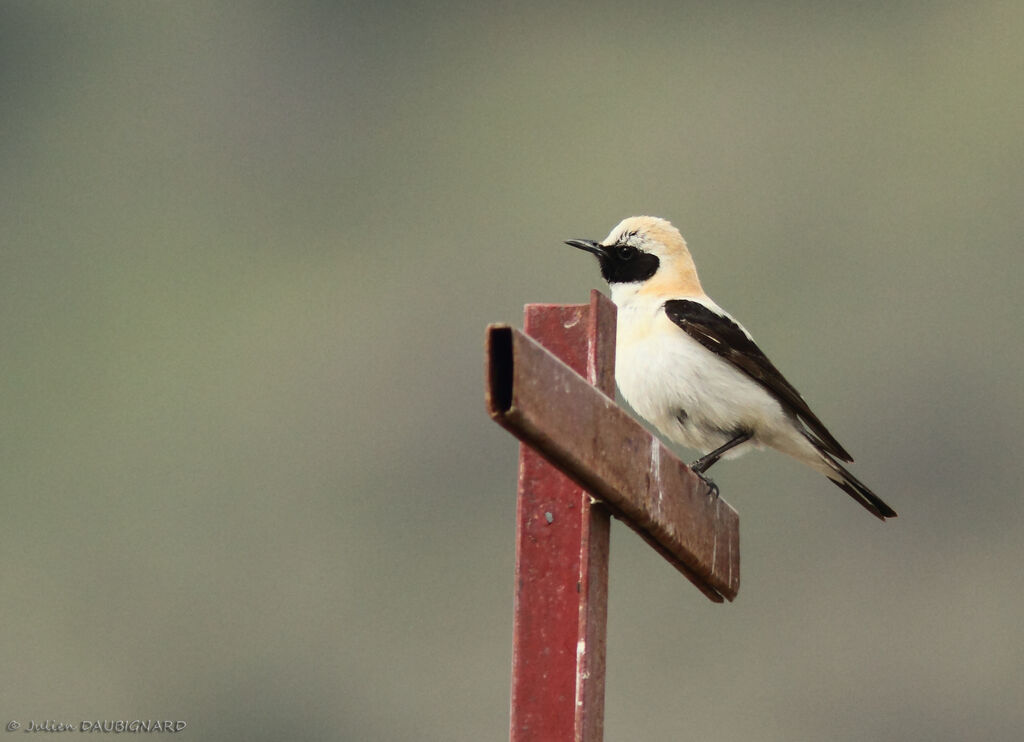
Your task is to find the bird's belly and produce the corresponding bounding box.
[615,328,786,454]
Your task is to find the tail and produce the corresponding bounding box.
[799,433,898,521]
[822,455,898,521]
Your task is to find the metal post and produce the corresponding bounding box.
[508,291,615,742]
[488,290,741,741]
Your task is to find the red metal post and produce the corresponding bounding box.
[509,291,615,742]
[486,325,739,601]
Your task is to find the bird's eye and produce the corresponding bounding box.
[616,245,637,261]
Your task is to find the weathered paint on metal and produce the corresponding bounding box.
[488,290,741,742]
[503,291,614,742]
[486,295,740,602]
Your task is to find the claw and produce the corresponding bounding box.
[696,472,719,498]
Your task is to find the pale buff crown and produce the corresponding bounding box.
[603,216,704,297]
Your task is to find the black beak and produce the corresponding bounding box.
[564,239,606,257]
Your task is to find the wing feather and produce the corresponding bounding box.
[664,299,853,462]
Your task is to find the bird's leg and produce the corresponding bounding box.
[690,431,752,474]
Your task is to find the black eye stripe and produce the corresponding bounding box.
[597,249,659,284]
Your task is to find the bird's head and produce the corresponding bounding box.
[566,216,703,298]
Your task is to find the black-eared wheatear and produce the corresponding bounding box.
[567,216,897,520]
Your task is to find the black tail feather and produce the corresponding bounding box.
[826,458,898,521]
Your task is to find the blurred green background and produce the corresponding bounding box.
[2,1,1022,740]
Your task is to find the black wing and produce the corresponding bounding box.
[664,299,853,462]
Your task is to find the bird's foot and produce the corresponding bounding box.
[696,472,719,498]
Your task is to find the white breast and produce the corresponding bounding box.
[611,290,791,456]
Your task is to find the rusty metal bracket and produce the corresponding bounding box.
[486,320,740,602]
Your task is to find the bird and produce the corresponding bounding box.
[565,216,897,520]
